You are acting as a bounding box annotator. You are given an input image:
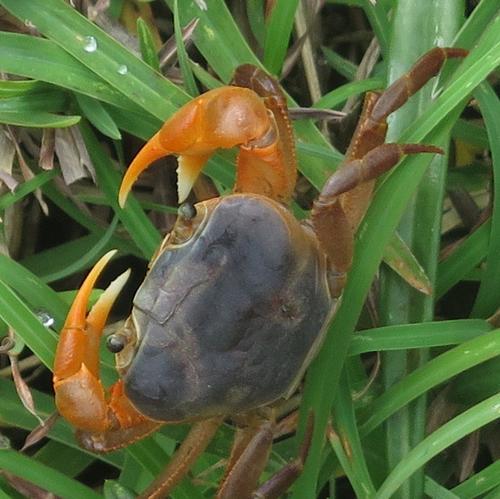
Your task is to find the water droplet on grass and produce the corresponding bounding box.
[117,64,128,75]
[83,36,97,53]
[37,311,55,329]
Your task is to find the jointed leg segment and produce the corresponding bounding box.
[311,47,467,294]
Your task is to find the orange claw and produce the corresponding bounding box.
[119,81,297,207]
[53,251,131,432]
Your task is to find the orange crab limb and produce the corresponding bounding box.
[119,84,296,206]
[53,251,155,437]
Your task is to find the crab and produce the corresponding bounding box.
[53,47,466,499]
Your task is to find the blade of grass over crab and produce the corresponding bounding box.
[173,0,198,97]
[80,123,161,258]
[0,170,56,211]
[312,77,384,109]
[348,319,492,355]
[75,93,121,140]
[451,459,500,497]
[0,449,101,499]
[294,14,500,498]
[436,219,491,299]
[0,0,190,120]
[376,392,500,499]
[359,328,500,436]
[263,0,300,76]
[136,18,161,72]
[470,83,500,318]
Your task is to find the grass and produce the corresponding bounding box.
[0,0,499,498]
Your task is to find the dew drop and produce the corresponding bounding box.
[83,35,97,53]
[117,64,128,75]
[37,311,55,329]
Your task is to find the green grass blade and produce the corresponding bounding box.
[0,170,56,211]
[360,328,500,436]
[0,0,189,118]
[0,32,136,111]
[436,220,491,298]
[451,459,500,498]
[0,110,80,128]
[80,122,161,259]
[173,0,198,96]
[424,477,460,499]
[263,0,299,75]
[362,0,390,57]
[331,370,376,497]
[0,279,57,368]
[470,83,500,317]
[24,218,119,283]
[75,93,121,139]
[376,392,500,499]
[321,46,358,80]
[349,319,492,355]
[313,77,383,109]
[0,253,67,325]
[378,2,464,496]
[136,18,160,71]
[0,449,102,499]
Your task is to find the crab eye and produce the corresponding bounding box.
[106,334,126,353]
[178,202,197,220]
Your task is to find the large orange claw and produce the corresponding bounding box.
[53,251,130,431]
[119,79,297,207]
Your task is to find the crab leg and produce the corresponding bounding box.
[309,47,467,295]
[217,412,314,499]
[53,251,160,446]
[312,143,443,296]
[341,47,468,231]
[138,416,223,499]
[119,80,297,206]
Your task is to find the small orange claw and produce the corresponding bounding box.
[53,251,133,432]
[119,77,297,207]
